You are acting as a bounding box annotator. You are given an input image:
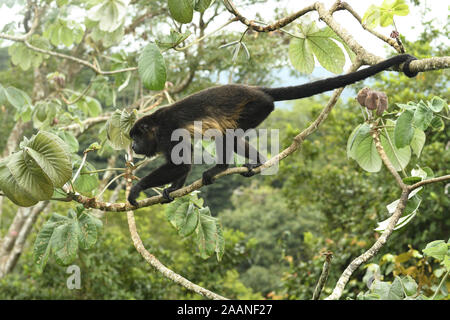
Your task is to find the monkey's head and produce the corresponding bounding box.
[129,117,158,157]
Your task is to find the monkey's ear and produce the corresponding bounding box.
[140,122,158,135]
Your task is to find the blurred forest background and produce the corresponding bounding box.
[0,0,448,299]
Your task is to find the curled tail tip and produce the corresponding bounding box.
[402,54,419,78]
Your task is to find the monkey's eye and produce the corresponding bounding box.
[140,123,150,132]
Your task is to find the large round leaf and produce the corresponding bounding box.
[348,124,382,172]
[138,43,167,91]
[24,131,72,188]
[106,109,135,150]
[289,38,315,75]
[354,133,382,173]
[308,29,346,74]
[7,151,54,201]
[0,158,39,207]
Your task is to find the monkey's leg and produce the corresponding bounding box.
[162,173,189,202]
[128,163,191,206]
[234,137,266,178]
[202,136,233,185]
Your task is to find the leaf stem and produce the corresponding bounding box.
[175,18,238,51]
[431,270,449,300]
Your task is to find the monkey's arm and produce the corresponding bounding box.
[128,162,191,206]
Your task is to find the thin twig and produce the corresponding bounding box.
[409,175,450,191]
[312,251,333,300]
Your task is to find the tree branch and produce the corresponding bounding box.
[409,175,450,191]
[326,190,410,300]
[223,0,316,32]
[312,251,333,300]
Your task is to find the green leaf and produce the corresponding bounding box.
[179,204,199,237]
[78,213,99,250]
[156,29,191,50]
[56,130,79,153]
[0,158,38,207]
[196,213,218,259]
[87,0,127,32]
[444,256,450,271]
[86,97,103,117]
[24,131,72,188]
[363,0,409,28]
[380,124,411,172]
[410,128,426,157]
[401,276,418,296]
[362,5,381,29]
[215,219,225,261]
[51,221,79,265]
[289,37,315,75]
[307,28,346,74]
[347,123,371,159]
[194,0,213,12]
[7,151,54,201]
[33,220,59,271]
[4,86,32,111]
[429,96,446,113]
[56,0,69,7]
[394,110,414,148]
[388,277,406,299]
[106,109,135,150]
[413,102,433,131]
[371,280,391,299]
[60,25,74,47]
[168,0,194,24]
[430,116,445,132]
[353,129,382,173]
[166,198,191,230]
[73,161,99,196]
[423,240,448,261]
[138,43,167,91]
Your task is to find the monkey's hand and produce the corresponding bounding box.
[241,163,263,178]
[128,185,141,207]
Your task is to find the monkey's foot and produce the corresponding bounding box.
[202,172,214,185]
[128,186,140,207]
[162,188,175,203]
[241,163,263,178]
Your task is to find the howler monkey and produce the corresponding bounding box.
[127,54,418,206]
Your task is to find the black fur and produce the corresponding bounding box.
[127,54,418,206]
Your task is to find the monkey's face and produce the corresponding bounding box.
[129,121,158,157]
